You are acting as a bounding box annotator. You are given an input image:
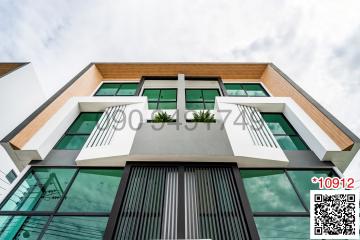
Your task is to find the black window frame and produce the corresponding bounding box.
[141,88,178,109]
[261,112,310,150]
[224,83,270,97]
[94,82,140,96]
[185,88,221,110]
[0,166,124,239]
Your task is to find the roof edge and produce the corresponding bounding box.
[0,62,30,79]
[1,63,95,145]
[269,63,360,146]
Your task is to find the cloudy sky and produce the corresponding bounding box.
[0,0,359,180]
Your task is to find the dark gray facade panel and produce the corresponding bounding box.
[284,150,334,168]
[31,150,80,166]
[130,123,234,156]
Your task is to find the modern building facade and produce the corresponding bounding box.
[0,63,45,199]
[0,63,359,239]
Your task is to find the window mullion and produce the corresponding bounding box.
[36,168,80,239]
[284,170,309,212]
[114,84,122,96]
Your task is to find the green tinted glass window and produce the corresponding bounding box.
[1,168,76,211]
[185,89,220,110]
[262,114,295,135]
[288,170,333,208]
[142,89,177,109]
[203,89,219,101]
[143,89,160,101]
[255,217,309,240]
[54,112,102,150]
[67,113,102,134]
[224,83,269,97]
[240,170,306,212]
[261,113,308,150]
[116,83,138,96]
[224,84,247,96]
[0,216,49,240]
[59,169,122,212]
[55,135,89,150]
[186,102,204,110]
[95,83,139,96]
[42,217,108,239]
[186,89,203,102]
[275,136,308,150]
[158,102,177,109]
[95,83,119,96]
[160,89,177,101]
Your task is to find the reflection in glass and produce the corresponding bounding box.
[42,216,108,239]
[0,168,76,211]
[240,170,305,212]
[0,216,48,240]
[288,170,333,208]
[255,217,309,240]
[59,169,122,212]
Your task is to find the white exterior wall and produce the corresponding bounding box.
[0,63,45,199]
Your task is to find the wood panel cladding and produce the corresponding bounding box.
[0,63,24,78]
[10,65,103,149]
[8,63,353,151]
[261,65,353,150]
[96,63,268,79]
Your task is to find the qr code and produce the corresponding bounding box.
[310,190,359,239]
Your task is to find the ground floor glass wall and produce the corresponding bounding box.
[0,164,337,240]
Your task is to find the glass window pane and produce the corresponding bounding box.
[204,102,215,110]
[186,90,203,102]
[160,89,177,101]
[275,136,308,150]
[186,102,204,110]
[116,83,138,96]
[148,102,158,110]
[203,89,219,101]
[242,84,268,97]
[59,169,122,212]
[240,170,305,212]
[67,113,102,134]
[224,84,247,96]
[1,168,76,211]
[262,114,296,135]
[289,136,308,150]
[0,216,49,240]
[158,102,177,109]
[95,83,120,96]
[255,217,309,240]
[143,89,160,101]
[224,84,241,90]
[54,135,89,150]
[42,217,108,240]
[288,170,332,208]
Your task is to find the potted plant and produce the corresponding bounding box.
[153,111,174,123]
[192,110,215,122]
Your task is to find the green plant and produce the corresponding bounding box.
[153,111,174,123]
[192,110,215,122]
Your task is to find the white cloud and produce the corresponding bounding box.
[0,0,359,178]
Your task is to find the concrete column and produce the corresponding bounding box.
[177,74,186,123]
